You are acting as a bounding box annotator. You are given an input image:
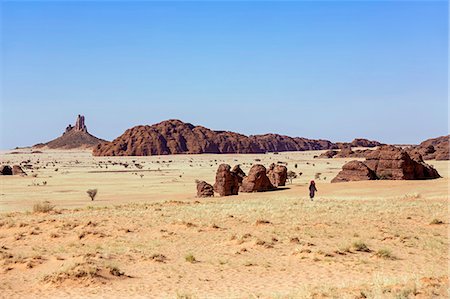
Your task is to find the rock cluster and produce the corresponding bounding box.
[336,138,383,149]
[332,146,440,183]
[1,165,26,176]
[199,163,289,197]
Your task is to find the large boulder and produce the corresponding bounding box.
[331,161,377,183]
[1,165,13,175]
[213,164,239,196]
[317,150,338,159]
[240,164,275,192]
[365,145,440,180]
[196,180,214,198]
[267,163,287,187]
[231,165,246,185]
[408,135,449,161]
[12,165,27,176]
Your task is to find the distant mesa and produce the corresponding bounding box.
[34,115,106,150]
[337,138,383,149]
[93,119,341,156]
[407,135,449,161]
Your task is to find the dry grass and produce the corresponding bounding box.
[32,201,55,213]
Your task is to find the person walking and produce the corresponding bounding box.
[309,180,317,201]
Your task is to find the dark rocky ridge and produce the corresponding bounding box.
[93,119,341,156]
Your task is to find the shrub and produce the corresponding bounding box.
[185,253,197,263]
[87,189,98,201]
[287,171,297,184]
[375,248,396,260]
[430,218,444,225]
[33,201,55,213]
[352,241,370,252]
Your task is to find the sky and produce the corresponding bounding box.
[0,1,448,149]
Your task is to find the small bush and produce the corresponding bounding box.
[33,201,55,213]
[375,248,396,260]
[87,189,98,201]
[430,218,444,225]
[185,253,197,263]
[352,241,370,252]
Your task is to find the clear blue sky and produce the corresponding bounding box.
[1,1,448,149]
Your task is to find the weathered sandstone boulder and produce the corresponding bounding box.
[317,150,338,159]
[240,164,275,192]
[196,180,214,198]
[1,165,13,175]
[213,164,239,196]
[365,146,439,180]
[267,163,287,187]
[231,165,246,185]
[331,161,377,183]
[12,165,27,176]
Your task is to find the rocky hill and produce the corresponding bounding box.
[408,135,449,160]
[93,119,338,156]
[34,115,106,150]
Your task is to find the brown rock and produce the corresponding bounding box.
[267,163,287,187]
[331,161,377,183]
[231,165,246,184]
[196,181,214,198]
[213,164,239,196]
[1,165,12,175]
[317,150,338,159]
[365,145,440,180]
[93,119,338,156]
[240,164,275,192]
[12,165,27,176]
[408,135,449,160]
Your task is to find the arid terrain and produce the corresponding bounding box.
[0,149,448,298]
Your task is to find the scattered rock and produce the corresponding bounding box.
[0,165,13,175]
[266,163,287,186]
[231,165,246,185]
[12,165,27,176]
[213,164,239,196]
[240,164,275,192]
[331,161,377,183]
[196,180,214,198]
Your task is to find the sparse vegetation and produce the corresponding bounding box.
[352,241,370,252]
[33,201,55,213]
[86,189,98,201]
[185,253,197,263]
[375,248,396,260]
[430,218,444,225]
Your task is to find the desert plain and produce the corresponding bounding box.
[0,149,448,298]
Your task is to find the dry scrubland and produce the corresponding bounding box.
[0,150,448,298]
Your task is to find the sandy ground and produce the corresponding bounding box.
[0,149,448,298]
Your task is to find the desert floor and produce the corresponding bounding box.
[0,149,448,298]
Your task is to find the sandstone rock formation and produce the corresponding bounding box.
[331,161,377,183]
[12,165,27,176]
[213,164,240,196]
[231,165,246,185]
[196,181,214,198]
[365,145,440,180]
[34,115,105,150]
[1,165,13,175]
[267,163,287,187]
[336,138,383,149]
[408,135,449,160]
[317,150,338,158]
[332,146,440,182]
[240,164,275,192]
[93,119,339,156]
